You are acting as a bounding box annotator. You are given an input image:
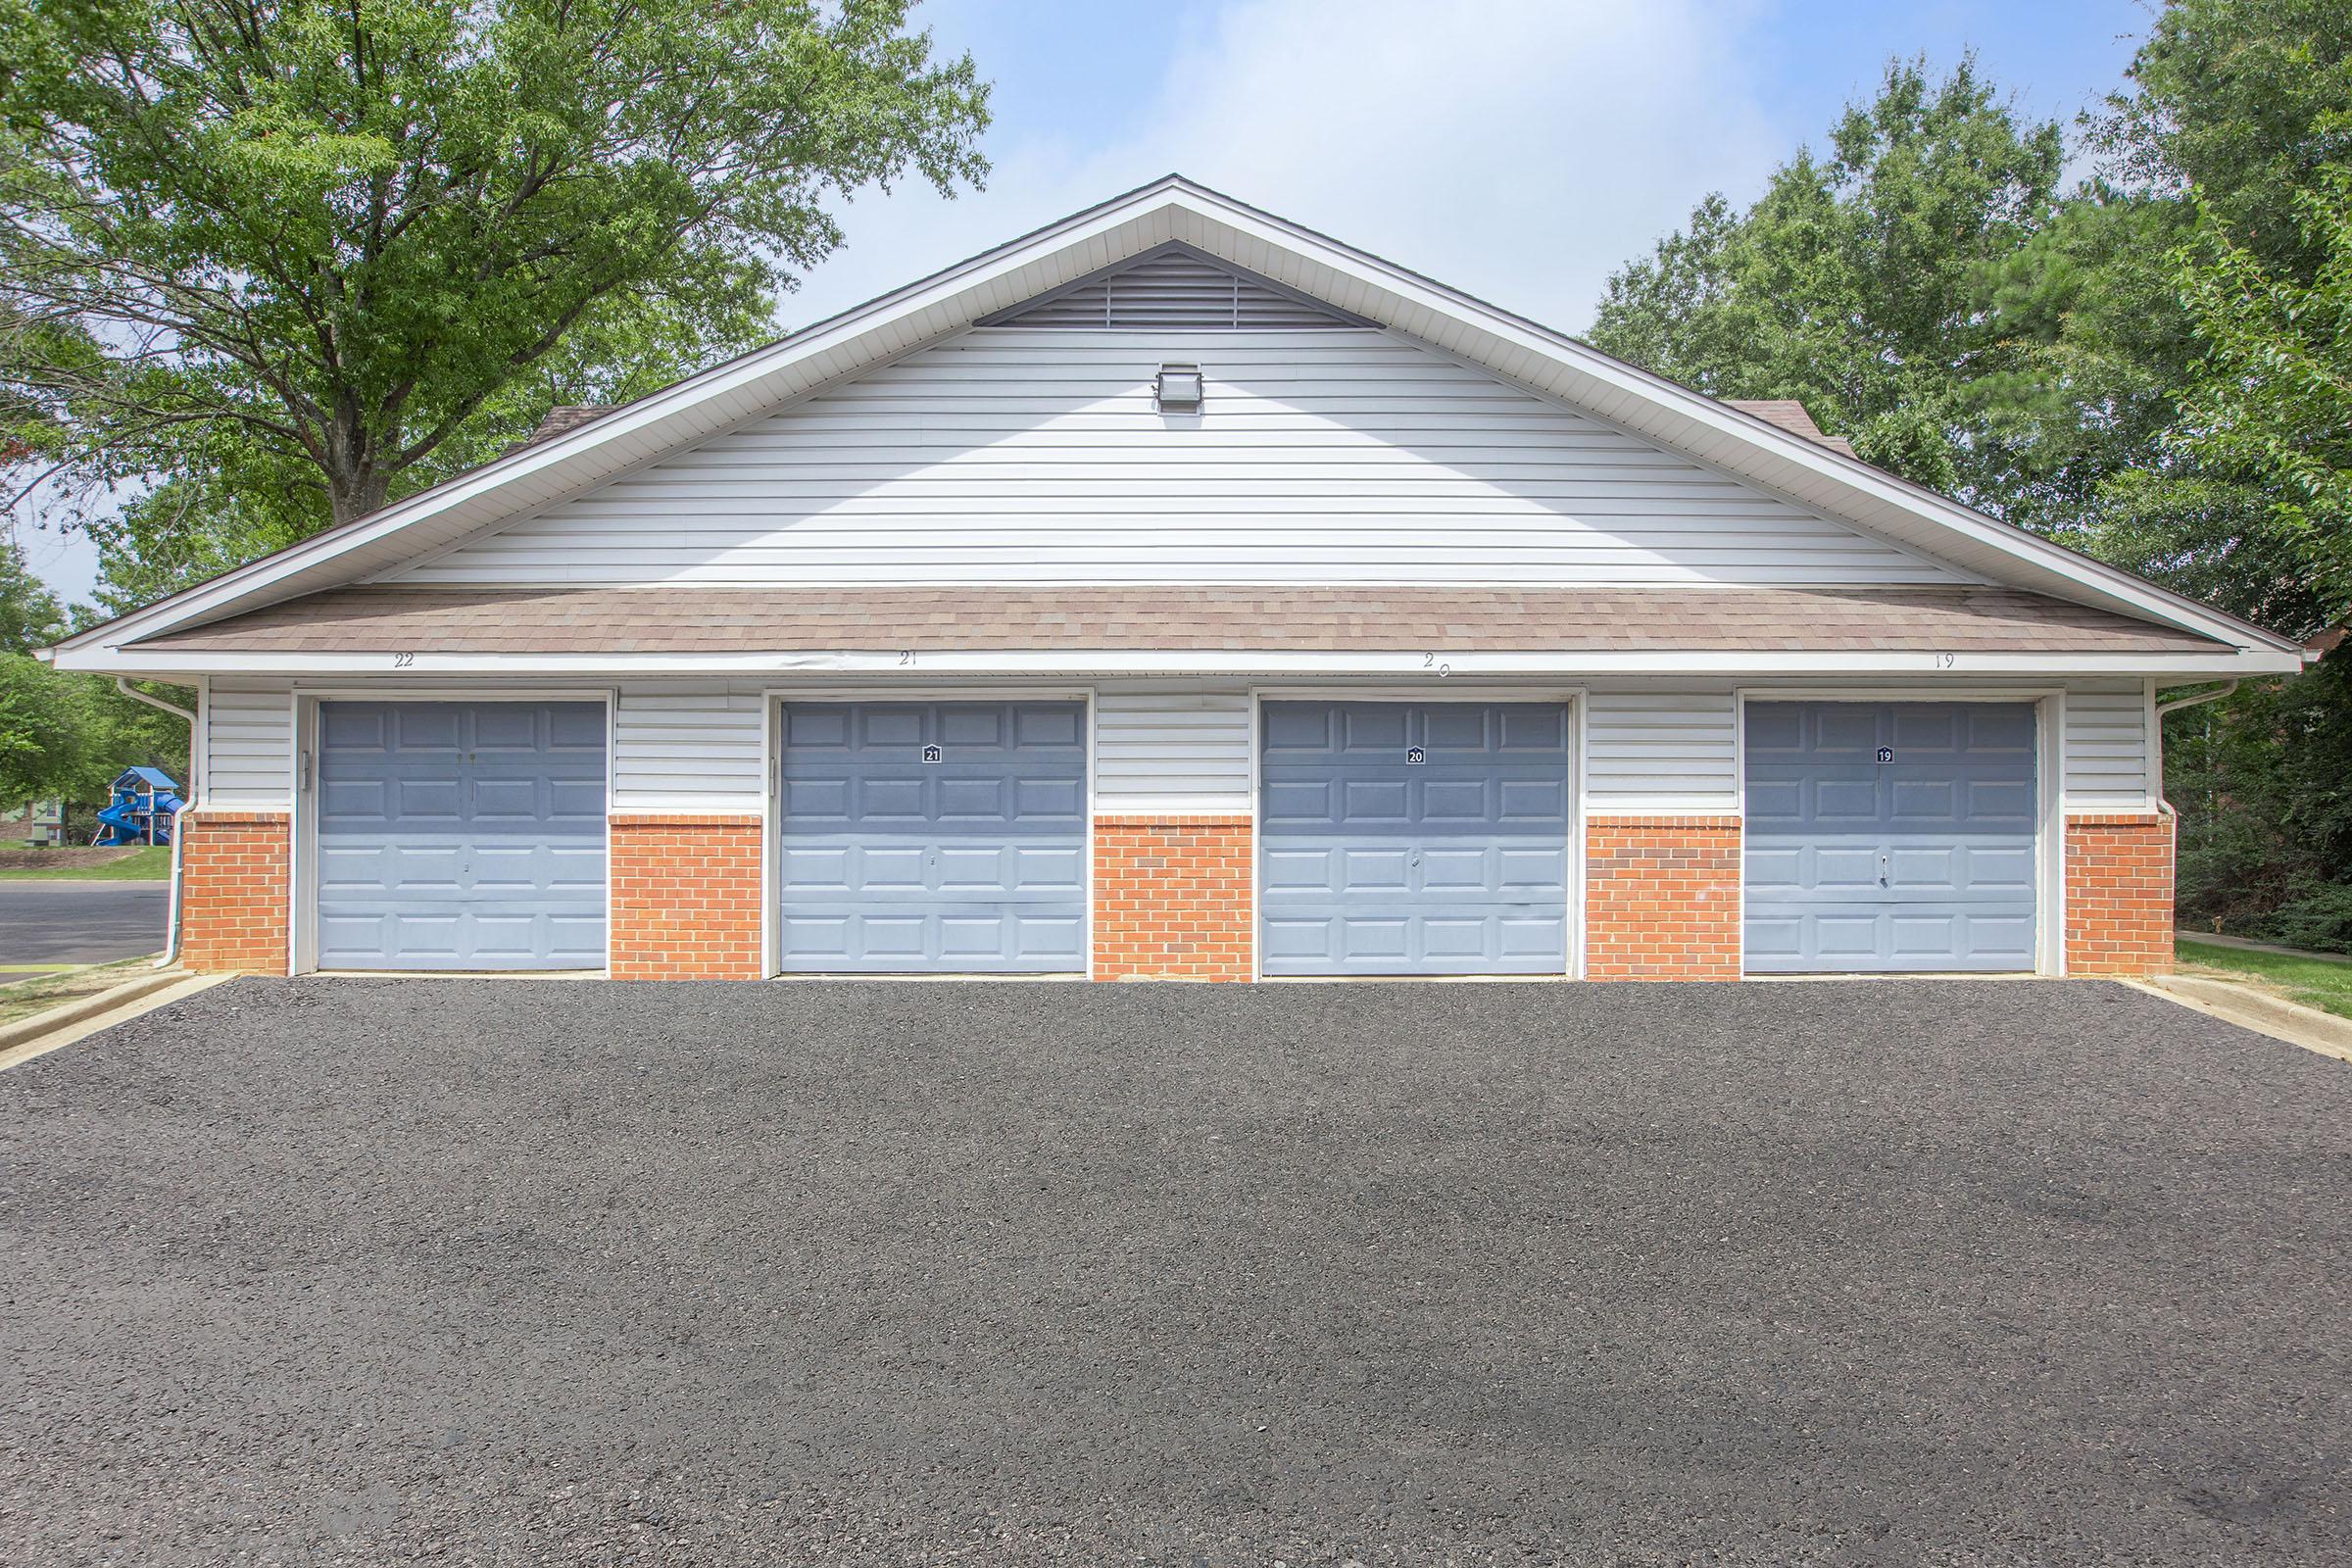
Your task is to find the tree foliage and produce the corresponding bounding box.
[0,540,184,811]
[1592,3,2352,946]
[1590,56,2065,500]
[2168,166,2352,610]
[0,0,989,601]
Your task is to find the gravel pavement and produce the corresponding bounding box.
[2,977,2346,1565]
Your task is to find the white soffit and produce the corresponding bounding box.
[53,175,2302,664]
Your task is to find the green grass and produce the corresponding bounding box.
[2176,937,2352,1021]
[0,846,172,881]
[0,957,152,1027]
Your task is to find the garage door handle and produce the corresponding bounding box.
[1879,852,1889,888]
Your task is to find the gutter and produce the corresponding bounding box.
[2151,679,2242,823]
[111,678,196,969]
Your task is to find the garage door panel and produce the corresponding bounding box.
[1421,778,1489,820]
[1419,847,1492,892]
[858,708,924,748]
[1259,701,1571,976]
[1421,918,1490,959]
[1745,702,2037,973]
[392,777,463,820]
[786,707,851,747]
[1014,776,1084,817]
[1498,707,1570,750]
[779,702,1087,972]
[1340,778,1409,819]
[470,777,541,819]
[1496,778,1570,821]
[390,707,461,749]
[1499,846,1569,888]
[1013,706,1082,747]
[1816,709,1878,751]
[1813,776,1879,821]
[1344,848,1412,891]
[317,702,609,971]
[1340,708,1409,749]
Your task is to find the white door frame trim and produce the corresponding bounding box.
[1246,685,1588,982]
[760,686,1099,980]
[1733,686,2066,978]
[290,688,619,978]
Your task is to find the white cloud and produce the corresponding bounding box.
[788,0,1781,336]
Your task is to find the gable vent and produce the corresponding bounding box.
[984,244,1364,330]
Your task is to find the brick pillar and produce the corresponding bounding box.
[178,809,291,974]
[1584,814,1742,981]
[1092,815,1253,981]
[2066,812,2175,976]
[609,814,764,980]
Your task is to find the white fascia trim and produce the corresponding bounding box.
[63,647,2308,679]
[54,175,2303,662]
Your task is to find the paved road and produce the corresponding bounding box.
[0,881,167,966]
[2,979,2346,1564]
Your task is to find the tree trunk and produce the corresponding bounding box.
[325,466,393,526]
[322,409,394,526]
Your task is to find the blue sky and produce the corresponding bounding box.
[24,0,2152,605]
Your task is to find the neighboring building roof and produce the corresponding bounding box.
[506,405,608,455]
[1724,399,1857,459]
[46,175,2306,674]
[136,584,2226,658]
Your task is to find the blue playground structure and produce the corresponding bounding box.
[93,766,183,848]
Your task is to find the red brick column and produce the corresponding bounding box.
[1093,816,1253,981]
[2066,812,2175,976]
[1585,814,1743,981]
[609,814,764,980]
[178,809,291,973]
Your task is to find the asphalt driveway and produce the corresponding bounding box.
[2,979,2346,1565]
[0,881,167,965]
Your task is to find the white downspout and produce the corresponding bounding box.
[114,678,197,968]
[2154,679,2240,720]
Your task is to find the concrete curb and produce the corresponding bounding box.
[0,970,228,1073]
[2126,975,2352,1063]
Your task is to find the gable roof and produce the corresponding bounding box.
[47,174,2306,672]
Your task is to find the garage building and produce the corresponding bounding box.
[47,179,2305,981]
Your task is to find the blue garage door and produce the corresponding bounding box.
[1260,702,1572,975]
[1744,702,2038,973]
[778,702,1088,972]
[317,702,609,970]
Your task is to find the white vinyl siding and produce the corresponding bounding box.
[203,679,294,808]
[1095,683,1252,814]
[612,688,764,811]
[395,328,1965,590]
[2063,680,2156,813]
[1586,688,1740,813]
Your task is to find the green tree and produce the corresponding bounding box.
[0,538,180,811]
[0,0,988,593]
[2163,167,2352,616]
[1589,56,2065,500]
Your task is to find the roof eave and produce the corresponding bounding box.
[54,645,2308,680]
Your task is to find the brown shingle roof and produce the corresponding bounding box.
[1726,399,1857,458]
[136,585,2225,656]
[498,405,608,459]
